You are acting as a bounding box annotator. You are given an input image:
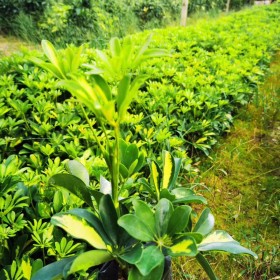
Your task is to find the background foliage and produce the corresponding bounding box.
[1,0,254,46]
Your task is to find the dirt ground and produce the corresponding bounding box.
[0,35,38,56]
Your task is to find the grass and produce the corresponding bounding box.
[172,52,280,279]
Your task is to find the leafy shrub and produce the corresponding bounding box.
[0,0,47,33]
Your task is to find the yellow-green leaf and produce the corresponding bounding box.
[51,214,107,249]
[69,250,113,275]
[168,237,197,257]
[162,151,173,189]
[22,257,32,280]
[151,161,160,197]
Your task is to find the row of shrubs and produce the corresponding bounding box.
[1,0,254,47]
[0,3,280,279]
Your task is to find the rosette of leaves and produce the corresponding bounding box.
[118,199,257,279]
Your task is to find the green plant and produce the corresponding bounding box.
[30,37,257,280]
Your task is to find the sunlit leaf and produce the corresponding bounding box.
[162,151,174,190]
[67,160,90,186]
[69,250,113,275]
[51,213,107,249]
[198,230,258,259]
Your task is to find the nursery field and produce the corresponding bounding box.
[0,3,279,280]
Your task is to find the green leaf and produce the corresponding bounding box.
[31,257,75,280]
[137,178,157,199]
[93,75,112,101]
[118,214,154,242]
[120,140,139,169]
[135,246,164,276]
[117,75,131,113]
[67,208,111,245]
[69,250,113,275]
[168,157,182,190]
[100,176,112,195]
[159,189,176,201]
[128,260,164,280]
[66,160,90,186]
[41,40,61,71]
[53,190,63,212]
[49,174,94,208]
[168,236,197,257]
[110,37,121,57]
[150,161,162,199]
[119,243,143,264]
[51,213,107,249]
[198,230,258,258]
[31,259,43,277]
[193,208,215,236]
[172,188,207,205]
[99,194,119,244]
[133,200,156,235]
[196,253,218,280]
[37,201,51,218]
[30,58,63,79]
[22,256,32,280]
[119,163,129,179]
[162,151,174,189]
[155,198,173,236]
[119,75,148,120]
[167,205,192,235]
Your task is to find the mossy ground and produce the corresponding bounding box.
[173,53,280,279]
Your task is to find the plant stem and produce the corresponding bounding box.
[196,253,219,280]
[80,105,106,155]
[112,123,120,216]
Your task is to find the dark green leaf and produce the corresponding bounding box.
[155,198,173,236]
[193,208,214,236]
[49,174,93,208]
[118,214,154,242]
[159,189,175,201]
[119,243,143,264]
[31,257,75,280]
[133,200,156,235]
[167,205,192,235]
[168,157,182,190]
[135,246,164,276]
[99,194,119,244]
